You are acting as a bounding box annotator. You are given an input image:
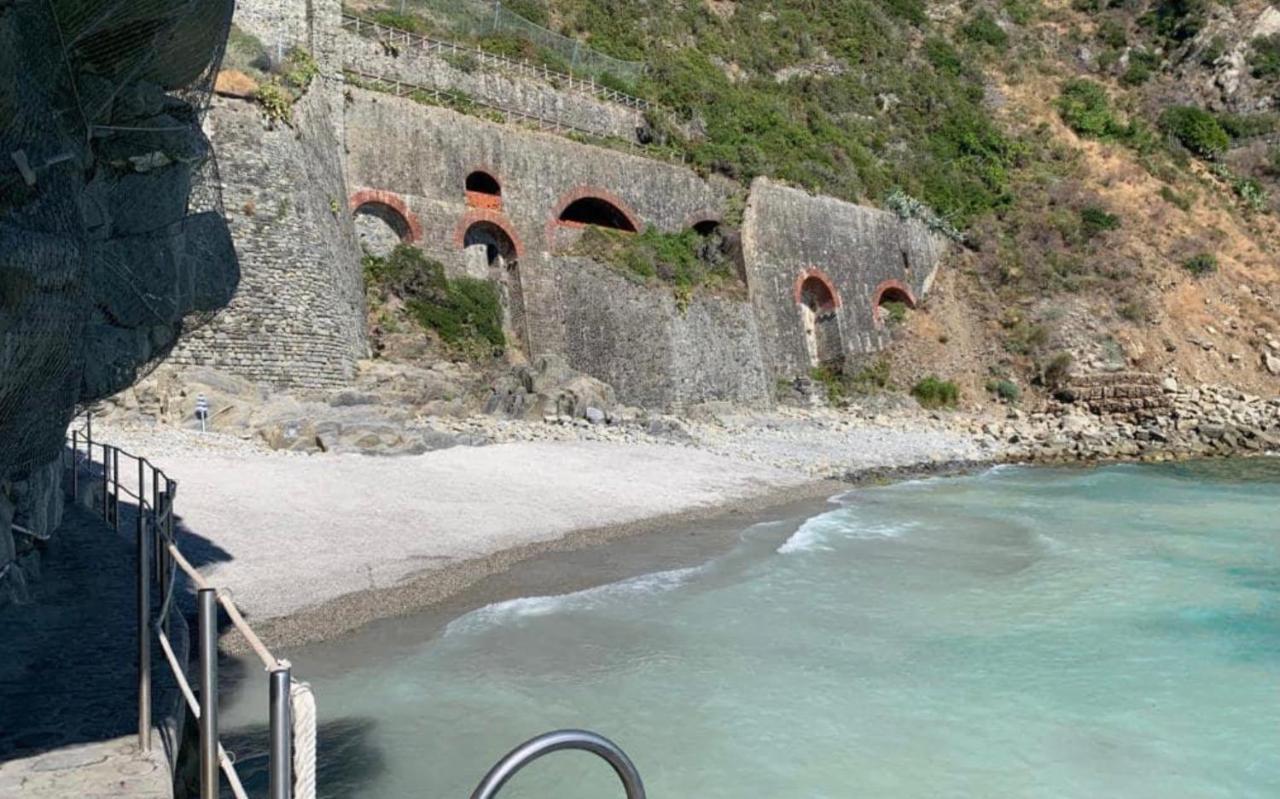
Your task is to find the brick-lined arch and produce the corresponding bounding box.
[349,188,423,243]
[454,209,525,259]
[793,268,843,310]
[546,185,644,246]
[871,278,918,326]
[465,165,504,210]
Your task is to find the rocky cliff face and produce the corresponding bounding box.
[0,1,239,602]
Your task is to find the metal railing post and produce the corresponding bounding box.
[152,468,162,584]
[70,430,78,498]
[102,445,111,519]
[198,588,219,799]
[112,448,121,531]
[269,664,293,799]
[137,456,151,753]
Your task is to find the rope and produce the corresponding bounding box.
[291,680,318,799]
[217,588,278,672]
[156,627,253,799]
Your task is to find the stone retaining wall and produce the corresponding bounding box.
[741,178,945,382]
[555,258,771,407]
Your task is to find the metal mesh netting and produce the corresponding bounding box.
[0,0,238,474]
[375,0,646,83]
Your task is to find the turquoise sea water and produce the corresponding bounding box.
[230,459,1280,798]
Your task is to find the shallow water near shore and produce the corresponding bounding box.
[225,458,1280,798]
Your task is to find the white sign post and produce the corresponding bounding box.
[195,394,209,434]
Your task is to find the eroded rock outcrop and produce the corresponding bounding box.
[0,0,239,602]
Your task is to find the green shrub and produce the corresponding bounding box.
[1080,205,1121,239]
[810,366,846,404]
[848,359,893,393]
[408,277,506,353]
[254,81,294,126]
[912,376,960,409]
[986,378,1021,403]
[1182,252,1218,276]
[1250,33,1280,79]
[282,47,318,90]
[364,245,448,300]
[1141,0,1210,44]
[1121,50,1157,86]
[961,11,1009,50]
[575,225,740,292]
[1097,18,1127,49]
[501,0,550,26]
[882,300,909,324]
[370,10,432,35]
[1159,106,1230,158]
[1215,112,1280,140]
[1057,79,1123,139]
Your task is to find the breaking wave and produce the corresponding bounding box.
[444,565,704,637]
[777,508,916,554]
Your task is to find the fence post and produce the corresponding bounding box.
[198,588,219,799]
[269,664,293,799]
[137,457,151,753]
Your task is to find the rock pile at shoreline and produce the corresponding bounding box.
[981,383,1279,463]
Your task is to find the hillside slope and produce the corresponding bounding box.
[517,0,1280,403]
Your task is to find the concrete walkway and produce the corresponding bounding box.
[0,504,173,798]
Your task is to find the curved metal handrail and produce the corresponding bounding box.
[470,730,645,799]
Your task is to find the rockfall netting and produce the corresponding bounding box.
[0,0,239,475]
[374,0,647,83]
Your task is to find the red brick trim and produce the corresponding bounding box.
[349,188,423,243]
[871,278,917,327]
[454,209,525,259]
[546,185,644,247]
[465,190,503,211]
[794,268,842,311]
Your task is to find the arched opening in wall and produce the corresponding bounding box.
[558,197,638,232]
[354,202,412,257]
[798,274,844,369]
[463,221,528,353]
[873,281,917,328]
[465,171,503,210]
[692,219,720,237]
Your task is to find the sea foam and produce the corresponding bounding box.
[443,565,704,637]
[776,508,915,554]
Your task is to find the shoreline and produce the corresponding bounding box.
[238,456,1019,653]
[237,477,846,653]
[234,449,1280,654]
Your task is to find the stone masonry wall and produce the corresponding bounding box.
[172,0,366,389]
[742,178,945,382]
[171,86,367,388]
[556,258,771,408]
[343,89,724,364]
[342,28,644,141]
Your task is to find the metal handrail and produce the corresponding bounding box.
[62,413,302,799]
[470,730,645,799]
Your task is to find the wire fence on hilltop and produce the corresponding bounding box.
[360,0,647,83]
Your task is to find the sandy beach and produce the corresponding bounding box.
[109,429,837,644]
